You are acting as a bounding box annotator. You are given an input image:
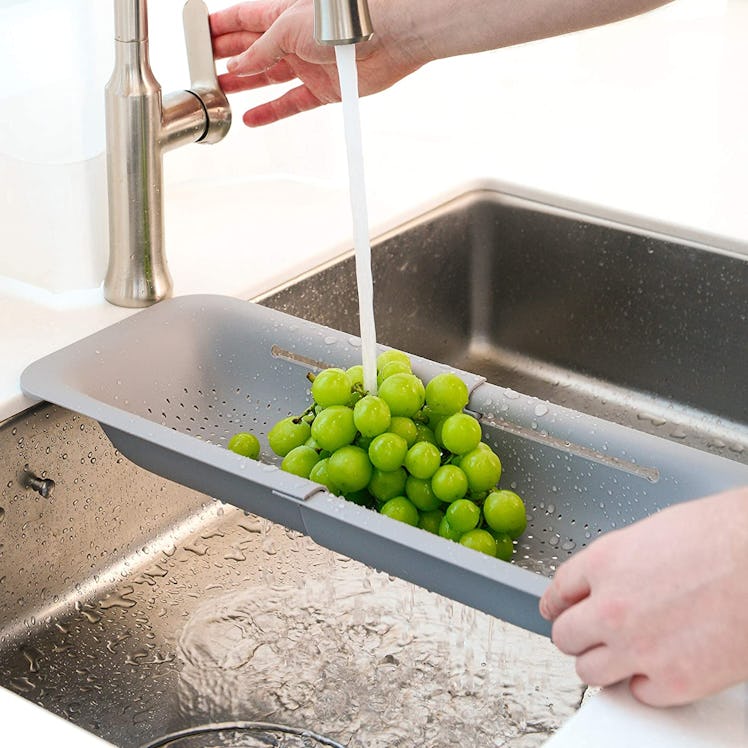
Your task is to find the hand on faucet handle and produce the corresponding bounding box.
[209,0,425,127]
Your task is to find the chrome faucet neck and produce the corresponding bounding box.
[113,0,148,42]
[104,0,231,307]
[314,0,374,45]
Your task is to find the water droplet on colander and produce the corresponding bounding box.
[534,403,548,417]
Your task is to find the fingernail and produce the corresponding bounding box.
[226,56,241,72]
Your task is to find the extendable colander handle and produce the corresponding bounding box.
[183,0,231,143]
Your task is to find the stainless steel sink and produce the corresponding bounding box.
[2,188,746,747]
[262,189,747,461]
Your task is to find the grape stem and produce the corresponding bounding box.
[292,403,317,425]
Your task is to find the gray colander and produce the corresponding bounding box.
[20,295,748,636]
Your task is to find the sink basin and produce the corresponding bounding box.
[262,189,748,460]
[2,187,746,747]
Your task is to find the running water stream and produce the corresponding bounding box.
[334,44,378,394]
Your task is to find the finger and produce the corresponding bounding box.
[629,672,698,708]
[218,61,296,94]
[209,1,289,37]
[575,644,634,688]
[550,597,604,655]
[226,23,288,77]
[539,558,592,621]
[212,31,260,60]
[243,85,325,127]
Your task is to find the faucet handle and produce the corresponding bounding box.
[182,0,231,143]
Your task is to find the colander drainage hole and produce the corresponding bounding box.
[140,721,346,748]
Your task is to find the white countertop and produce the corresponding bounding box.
[2,1,747,745]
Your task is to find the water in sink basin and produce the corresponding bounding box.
[0,404,581,748]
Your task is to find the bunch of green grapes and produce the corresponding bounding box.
[228,351,527,561]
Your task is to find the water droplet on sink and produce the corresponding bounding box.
[99,586,137,609]
[21,646,41,673]
[239,517,264,533]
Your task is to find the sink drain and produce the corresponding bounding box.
[140,722,345,748]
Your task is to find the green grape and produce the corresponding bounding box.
[309,458,340,494]
[421,406,445,431]
[431,464,469,503]
[268,417,312,457]
[353,395,391,437]
[445,498,481,533]
[438,515,463,542]
[346,364,364,387]
[378,373,425,418]
[413,423,438,445]
[368,467,407,502]
[311,367,353,407]
[440,412,482,455]
[491,531,515,561]
[379,496,419,527]
[388,416,418,447]
[344,489,376,507]
[376,349,411,371]
[327,445,373,493]
[483,490,527,539]
[404,441,441,480]
[418,508,444,535]
[433,418,446,448]
[468,489,490,503]
[405,475,441,511]
[377,360,411,386]
[460,529,497,557]
[281,445,321,478]
[368,432,408,472]
[460,447,502,493]
[425,372,469,416]
[227,432,260,460]
[310,405,357,452]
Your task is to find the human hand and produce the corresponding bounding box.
[539,486,748,706]
[209,0,429,126]
[210,0,675,127]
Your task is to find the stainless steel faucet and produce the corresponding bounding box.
[104,0,231,307]
[314,0,373,45]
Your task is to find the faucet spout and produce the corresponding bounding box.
[314,0,373,45]
[104,0,231,307]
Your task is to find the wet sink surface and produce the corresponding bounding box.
[2,188,746,746]
[0,406,581,748]
[263,189,747,460]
